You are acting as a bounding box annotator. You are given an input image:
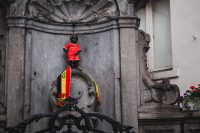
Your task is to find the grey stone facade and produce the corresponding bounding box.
[0,0,200,133]
[3,0,143,132]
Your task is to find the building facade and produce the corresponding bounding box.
[138,0,200,95]
[0,0,200,132]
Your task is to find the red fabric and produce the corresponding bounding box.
[64,43,81,61]
[66,66,71,98]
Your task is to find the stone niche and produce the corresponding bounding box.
[29,30,117,131]
[6,0,140,132]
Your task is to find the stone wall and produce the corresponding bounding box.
[4,0,144,132]
[3,0,200,133]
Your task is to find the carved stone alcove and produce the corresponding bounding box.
[28,0,118,23]
[138,30,181,116]
[6,0,142,132]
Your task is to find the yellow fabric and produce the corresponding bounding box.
[78,67,100,104]
[61,70,66,100]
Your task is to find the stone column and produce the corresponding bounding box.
[116,1,141,132]
[6,0,28,126]
[118,17,140,132]
[6,27,25,126]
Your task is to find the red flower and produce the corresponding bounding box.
[198,84,200,86]
[190,86,196,89]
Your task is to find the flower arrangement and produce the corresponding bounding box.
[180,84,200,110]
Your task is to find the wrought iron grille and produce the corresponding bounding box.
[4,98,135,133]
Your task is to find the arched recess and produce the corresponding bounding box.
[6,0,142,131]
[23,0,121,132]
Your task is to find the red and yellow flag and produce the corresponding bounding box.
[57,67,71,100]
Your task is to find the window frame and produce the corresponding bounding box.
[138,0,179,80]
[142,0,173,72]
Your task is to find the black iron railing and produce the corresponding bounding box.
[4,98,135,133]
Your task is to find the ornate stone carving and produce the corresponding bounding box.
[9,0,27,16]
[138,30,152,104]
[138,30,150,72]
[143,77,180,105]
[49,69,97,112]
[28,0,118,23]
[138,30,180,105]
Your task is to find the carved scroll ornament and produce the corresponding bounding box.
[49,69,97,113]
[138,30,180,105]
[28,0,118,24]
[143,77,180,105]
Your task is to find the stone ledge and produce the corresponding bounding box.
[139,113,200,133]
[138,104,184,119]
[151,69,180,81]
[7,17,140,34]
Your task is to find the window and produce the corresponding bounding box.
[138,0,172,72]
